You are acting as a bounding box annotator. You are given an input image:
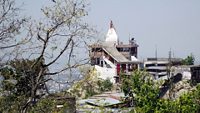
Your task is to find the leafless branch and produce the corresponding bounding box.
[44,35,73,67]
[45,58,89,75]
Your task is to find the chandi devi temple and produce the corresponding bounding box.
[89,21,140,83]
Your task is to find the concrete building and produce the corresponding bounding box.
[144,58,182,79]
[89,21,140,83]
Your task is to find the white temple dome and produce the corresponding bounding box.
[105,21,118,45]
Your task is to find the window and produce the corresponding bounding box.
[92,48,102,52]
[158,64,167,66]
[100,61,103,67]
[96,48,102,52]
[96,58,100,65]
[123,48,130,52]
[146,64,156,67]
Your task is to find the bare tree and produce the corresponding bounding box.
[0,0,29,66]
[0,0,26,49]
[20,0,95,112]
[0,0,95,112]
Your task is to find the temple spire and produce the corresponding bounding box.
[110,20,114,28]
[105,21,118,46]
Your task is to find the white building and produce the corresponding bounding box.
[90,21,140,83]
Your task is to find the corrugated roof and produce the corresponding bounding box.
[77,91,125,107]
[103,46,129,63]
[102,44,140,63]
[86,97,121,107]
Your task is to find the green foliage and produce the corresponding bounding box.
[69,67,98,98]
[155,86,200,113]
[85,84,97,98]
[2,79,16,91]
[69,67,113,99]
[97,78,113,92]
[29,98,56,113]
[154,99,179,113]
[0,59,47,112]
[0,95,28,113]
[29,95,76,113]
[0,59,46,97]
[121,70,160,112]
[0,67,15,79]
[84,78,113,98]
[0,92,76,113]
[181,54,195,65]
[122,70,200,113]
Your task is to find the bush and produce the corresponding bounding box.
[97,78,113,92]
[122,70,200,113]
[69,68,113,98]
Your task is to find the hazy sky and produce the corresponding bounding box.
[18,0,200,63]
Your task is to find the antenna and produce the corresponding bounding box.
[169,48,172,63]
[155,45,157,60]
[168,48,172,79]
[168,48,175,99]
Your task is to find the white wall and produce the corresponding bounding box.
[94,65,116,83]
